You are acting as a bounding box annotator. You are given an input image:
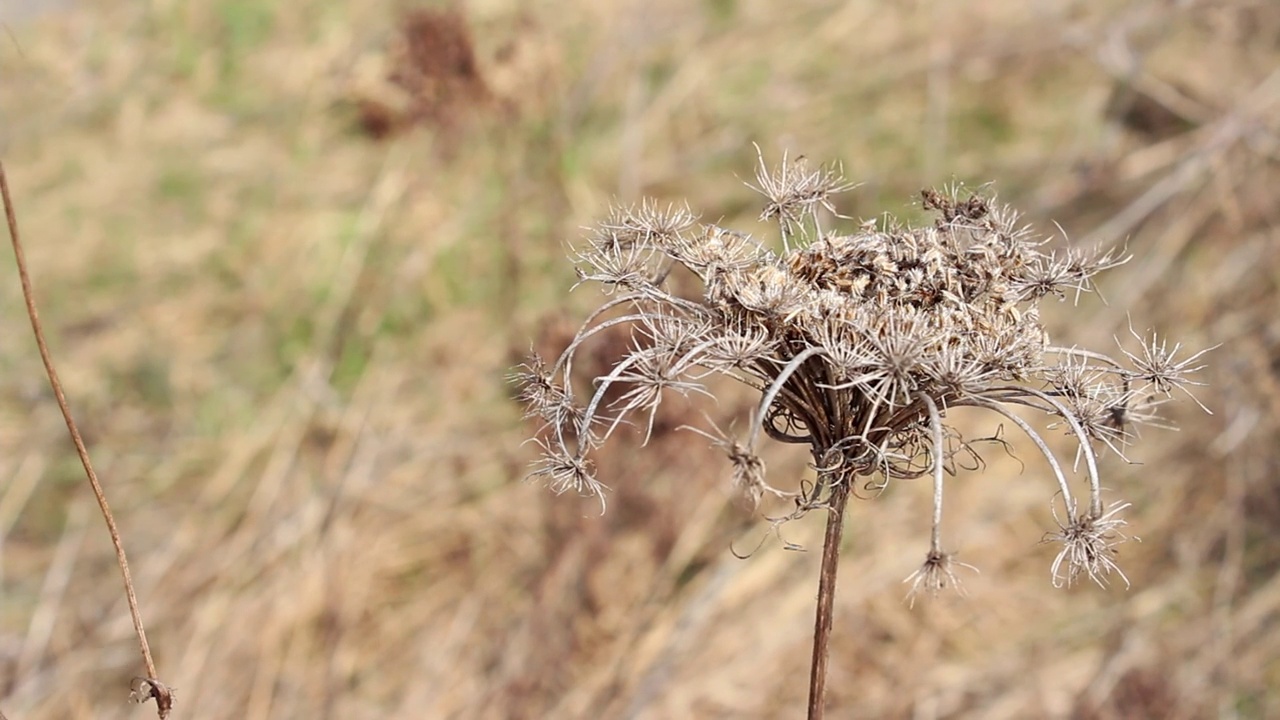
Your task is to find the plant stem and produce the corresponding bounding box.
[1,162,172,717]
[806,481,850,720]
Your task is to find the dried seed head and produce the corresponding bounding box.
[904,550,978,607]
[1119,325,1217,413]
[525,439,608,512]
[601,199,698,250]
[749,145,854,239]
[511,353,584,437]
[516,150,1210,594]
[1044,500,1135,588]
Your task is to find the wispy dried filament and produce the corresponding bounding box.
[515,151,1209,591]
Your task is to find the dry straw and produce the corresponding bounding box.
[513,148,1211,719]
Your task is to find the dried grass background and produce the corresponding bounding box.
[1,0,1278,718]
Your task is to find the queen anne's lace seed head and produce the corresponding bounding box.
[516,151,1211,592]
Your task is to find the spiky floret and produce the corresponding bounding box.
[1044,500,1135,588]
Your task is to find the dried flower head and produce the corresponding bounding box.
[514,150,1210,592]
[904,549,978,607]
[1044,499,1135,588]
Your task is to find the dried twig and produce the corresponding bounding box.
[1,162,173,718]
[806,483,849,720]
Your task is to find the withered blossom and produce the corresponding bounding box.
[514,152,1211,597]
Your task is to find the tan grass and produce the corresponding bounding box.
[1,0,1278,718]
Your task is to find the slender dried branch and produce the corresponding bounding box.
[806,482,850,720]
[1,162,173,718]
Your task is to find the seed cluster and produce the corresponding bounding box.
[514,150,1210,594]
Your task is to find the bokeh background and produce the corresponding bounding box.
[1,1,1278,718]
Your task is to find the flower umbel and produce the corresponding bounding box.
[515,151,1210,590]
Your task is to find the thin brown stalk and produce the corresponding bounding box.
[1,162,173,718]
[807,481,850,720]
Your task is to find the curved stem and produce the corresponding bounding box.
[807,480,850,720]
[554,309,651,380]
[1044,345,1126,369]
[960,397,1078,524]
[997,386,1103,517]
[748,345,826,452]
[579,352,644,447]
[2,163,172,716]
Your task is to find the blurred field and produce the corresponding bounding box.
[1,0,1278,718]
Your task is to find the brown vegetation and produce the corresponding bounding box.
[1,0,1278,718]
[354,9,494,140]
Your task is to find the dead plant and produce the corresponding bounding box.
[513,148,1213,719]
